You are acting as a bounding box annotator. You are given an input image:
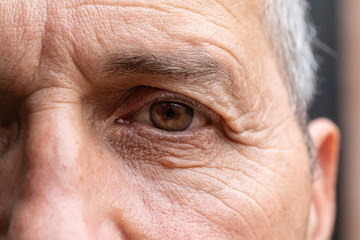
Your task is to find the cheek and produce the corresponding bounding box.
[96,123,312,239]
[99,127,255,239]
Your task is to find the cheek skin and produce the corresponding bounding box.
[102,124,257,239]
[98,116,312,239]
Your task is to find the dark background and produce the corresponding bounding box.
[308,0,340,239]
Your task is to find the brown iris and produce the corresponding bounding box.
[150,101,194,131]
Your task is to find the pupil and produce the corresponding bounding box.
[166,108,175,119]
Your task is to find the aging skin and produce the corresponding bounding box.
[0,0,339,239]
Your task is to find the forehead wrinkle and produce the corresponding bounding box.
[214,0,262,25]
[155,2,230,30]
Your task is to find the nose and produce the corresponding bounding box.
[7,105,94,240]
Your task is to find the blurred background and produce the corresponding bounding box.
[307,0,359,239]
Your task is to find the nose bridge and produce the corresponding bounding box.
[8,99,93,239]
[24,103,85,191]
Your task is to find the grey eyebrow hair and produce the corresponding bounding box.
[100,50,233,81]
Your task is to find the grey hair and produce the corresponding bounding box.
[261,0,318,171]
[262,0,317,125]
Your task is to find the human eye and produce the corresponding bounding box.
[107,87,222,168]
[114,89,212,132]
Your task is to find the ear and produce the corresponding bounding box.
[307,118,340,240]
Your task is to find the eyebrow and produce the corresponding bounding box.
[100,50,233,82]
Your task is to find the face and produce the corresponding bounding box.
[0,0,338,239]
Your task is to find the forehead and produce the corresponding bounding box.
[0,0,262,37]
[0,0,270,91]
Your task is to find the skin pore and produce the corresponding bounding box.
[0,0,339,239]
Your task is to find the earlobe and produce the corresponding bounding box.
[307,118,340,240]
